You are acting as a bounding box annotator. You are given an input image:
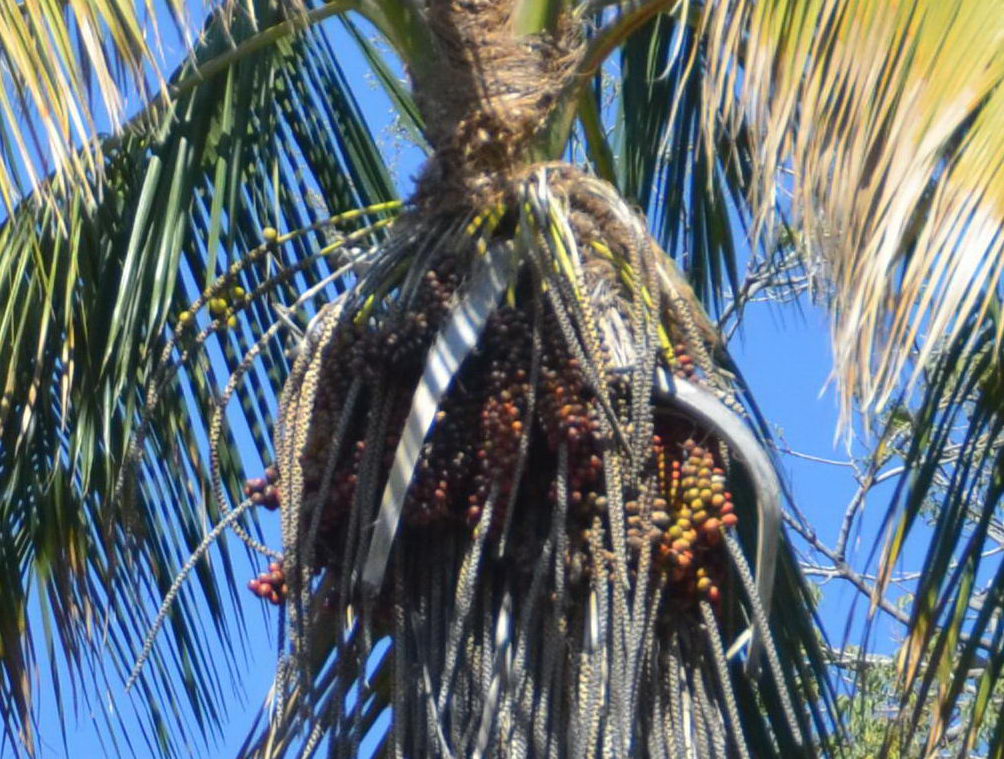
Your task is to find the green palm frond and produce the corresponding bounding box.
[0,2,399,752]
[613,9,748,316]
[867,304,1004,756]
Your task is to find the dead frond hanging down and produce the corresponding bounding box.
[701,0,1004,424]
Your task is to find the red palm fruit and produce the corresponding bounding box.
[705,528,722,547]
[263,485,280,509]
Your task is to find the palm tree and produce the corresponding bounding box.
[2,0,1003,756]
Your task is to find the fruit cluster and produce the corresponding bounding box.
[264,258,742,615]
[178,284,248,331]
[557,428,740,607]
[248,561,287,605]
[463,306,533,529]
[646,438,737,603]
[386,265,461,372]
[346,262,462,380]
[244,465,281,510]
[670,341,696,380]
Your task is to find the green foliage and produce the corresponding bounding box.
[0,2,397,751]
[835,650,1003,758]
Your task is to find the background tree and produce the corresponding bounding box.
[1,0,1003,756]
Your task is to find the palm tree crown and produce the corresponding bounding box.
[2,0,1003,756]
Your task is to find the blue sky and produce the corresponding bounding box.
[7,10,931,758]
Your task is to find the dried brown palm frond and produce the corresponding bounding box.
[701,0,1004,425]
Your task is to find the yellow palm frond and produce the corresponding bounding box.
[704,0,1004,426]
[0,0,177,212]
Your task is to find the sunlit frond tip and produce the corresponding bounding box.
[703,0,1004,426]
[0,0,322,215]
[0,0,167,211]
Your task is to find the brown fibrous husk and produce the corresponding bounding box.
[410,0,582,210]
